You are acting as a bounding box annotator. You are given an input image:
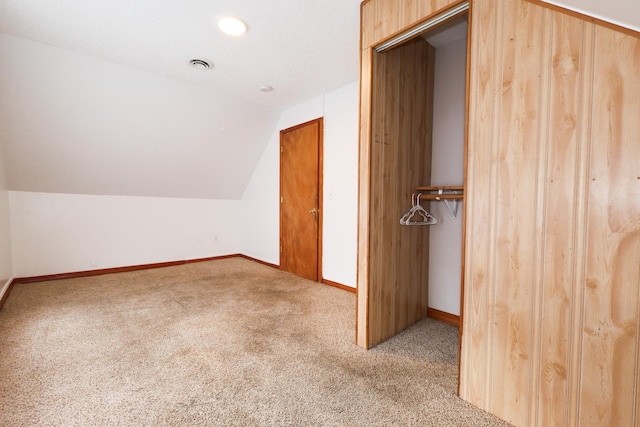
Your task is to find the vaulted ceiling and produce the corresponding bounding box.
[0,0,361,199]
[0,0,637,200]
[540,0,639,33]
[0,0,362,109]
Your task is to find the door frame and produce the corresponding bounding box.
[356,1,471,395]
[279,117,324,282]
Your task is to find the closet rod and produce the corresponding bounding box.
[419,193,463,200]
[414,186,464,218]
[416,185,464,192]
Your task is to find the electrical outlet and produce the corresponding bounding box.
[214,235,219,242]
[90,256,99,267]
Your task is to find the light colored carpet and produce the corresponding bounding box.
[0,257,509,426]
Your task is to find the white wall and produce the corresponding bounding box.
[9,192,240,277]
[322,83,360,287]
[0,139,13,289]
[428,37,467,316]
[5,81,359,282]
[241,81,359,287]
[542,0,640,32]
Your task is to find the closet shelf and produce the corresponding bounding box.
[415,186,464,200]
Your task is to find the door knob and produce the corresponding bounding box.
[309,208,319,215]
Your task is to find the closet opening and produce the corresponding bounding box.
[363,7,469,392]
[422,13,468,390]
[422,15,468,323]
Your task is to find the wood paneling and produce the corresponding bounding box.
[538,12,589,427]
[361,0,463,49]
[459,0,497,409]
[460,1,640,426]
[580,25,640,426]
[357,37,436,348]
[359,0,640,425]
[490,2,547,424]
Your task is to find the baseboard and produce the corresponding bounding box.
[322,279,356,293]
[427,307,460,327]
[236,256,355,293]
[236,254,280,270]
[13,254,245,284]
[11,255,356,296]
[185,254,242,264]
[0,276,15,310]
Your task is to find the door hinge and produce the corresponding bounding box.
[281,145,283,152]
[281,196,283,203]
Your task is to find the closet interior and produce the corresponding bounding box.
[357,11,469,356]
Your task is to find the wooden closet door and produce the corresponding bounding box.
[361,38,436,348]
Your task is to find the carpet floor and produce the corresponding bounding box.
[0,257,509,426]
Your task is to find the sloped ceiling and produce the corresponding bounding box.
[0,33,283,200]
[0,0,637,200]
[0,0,361,200]
[543,0,640,32]
[0,0,362,109]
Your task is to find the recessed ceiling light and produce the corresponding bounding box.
[218,17,248,36]
[259,85,274,93]
[189,59,211,70]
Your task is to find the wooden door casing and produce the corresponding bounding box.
[280,118,323,282]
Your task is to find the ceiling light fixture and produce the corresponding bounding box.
[189,59,211,70]
[259,85,274,93]
[218,17,248,36]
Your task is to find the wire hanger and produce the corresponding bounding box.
[400,193,437,226]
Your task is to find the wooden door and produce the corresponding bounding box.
[357,37,436,348]
[280,118,323,281]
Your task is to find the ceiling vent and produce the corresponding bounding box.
[189,59,211,70]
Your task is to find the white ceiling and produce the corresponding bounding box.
[0,0,362,110]
[0,0,636,115]
[0,0,361,200]
[545,0,640,33]
[0,0,637,201]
